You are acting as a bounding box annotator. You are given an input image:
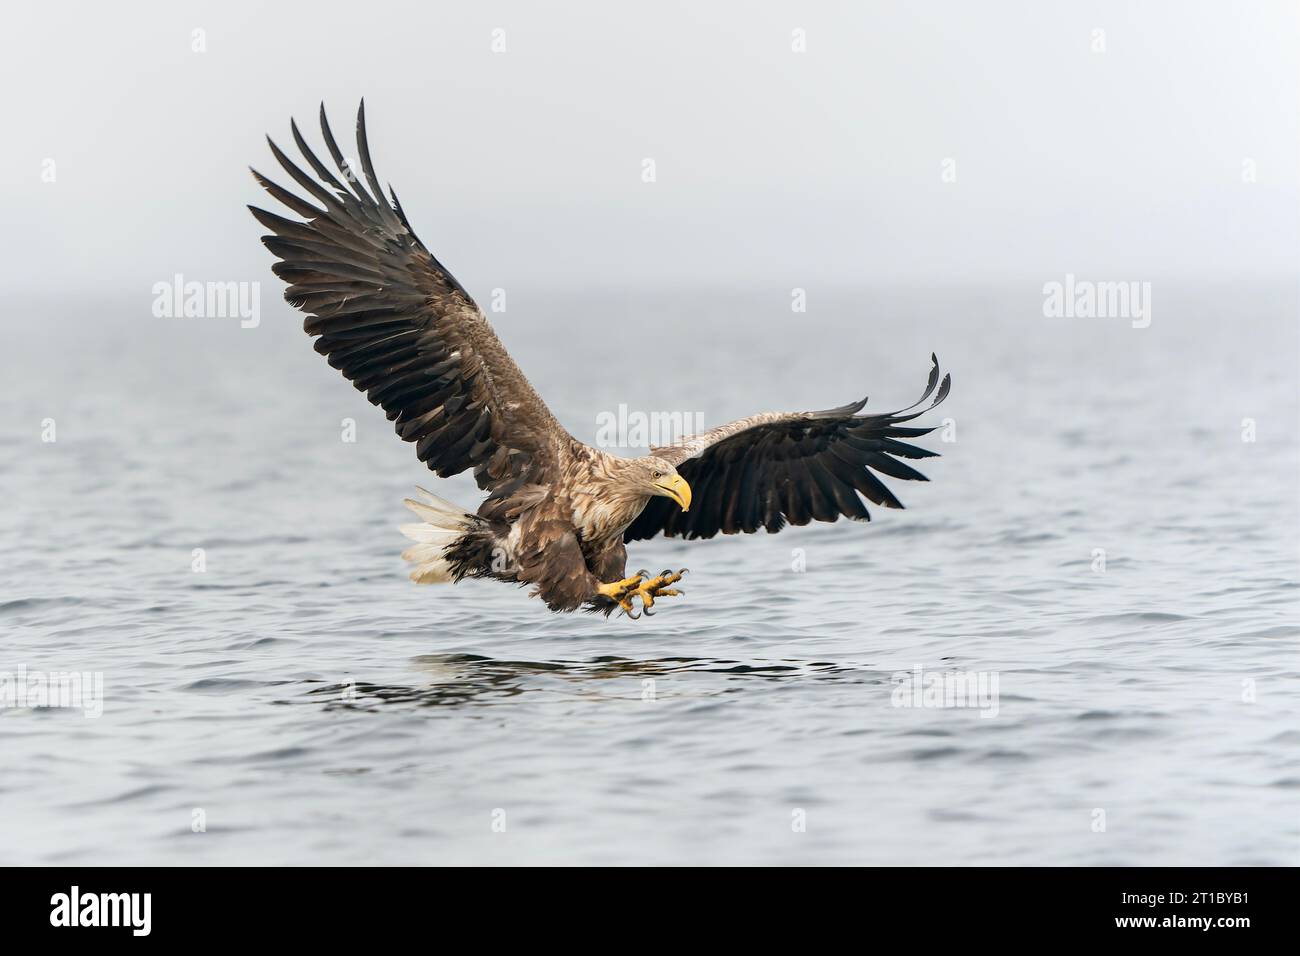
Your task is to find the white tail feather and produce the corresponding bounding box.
[398,487,473,584]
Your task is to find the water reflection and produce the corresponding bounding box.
[301,653,884,710]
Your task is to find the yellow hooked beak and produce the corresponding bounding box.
[655,473,692,512]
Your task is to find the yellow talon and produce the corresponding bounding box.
[597,574,645,617]
[632,569,687,615]
[597,574,643,600]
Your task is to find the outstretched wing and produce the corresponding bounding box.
[625,355,951,541]
[249,101,572,499]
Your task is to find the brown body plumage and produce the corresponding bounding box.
[250,102,951,617]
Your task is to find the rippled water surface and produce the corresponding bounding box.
[3,283,1297,865]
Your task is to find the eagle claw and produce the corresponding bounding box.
[597,573,646,618]
[631,569,687,615]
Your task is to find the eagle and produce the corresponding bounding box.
[250,102,951,618]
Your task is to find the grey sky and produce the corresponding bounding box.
[3,0,1296,298]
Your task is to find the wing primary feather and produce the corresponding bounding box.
[250,168,325,219]
[290,117,349,194]
[248,204,318,243]
[266,135,341,211]
[864,452,929,482]
[318,102,372,204]
[354,100,404,233]
[885,353,941,415]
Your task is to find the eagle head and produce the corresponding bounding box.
[632,457,692,512]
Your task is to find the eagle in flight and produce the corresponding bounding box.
[250,103,951,618]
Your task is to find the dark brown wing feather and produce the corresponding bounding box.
[250,101,572,499]
[625,355,951,541]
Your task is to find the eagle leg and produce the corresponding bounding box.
[596,573,645,618]
[631,569,688,615]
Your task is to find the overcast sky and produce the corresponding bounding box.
[2,0,1296,298]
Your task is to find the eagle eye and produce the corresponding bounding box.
[651,470,662,479]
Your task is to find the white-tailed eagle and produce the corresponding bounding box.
[250,102,951,618]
